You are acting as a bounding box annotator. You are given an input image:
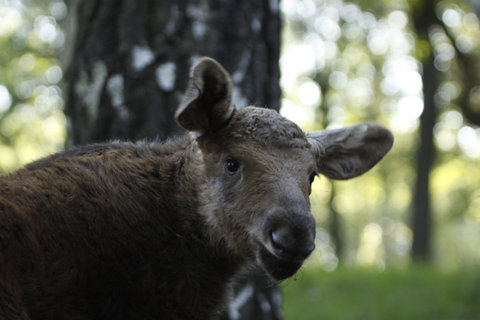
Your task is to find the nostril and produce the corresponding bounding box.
[270,230,286,254]
[270,227,315,260]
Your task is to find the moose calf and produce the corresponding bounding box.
[0,58,393,319]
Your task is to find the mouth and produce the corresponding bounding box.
[256,244,305,281]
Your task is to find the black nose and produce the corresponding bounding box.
[269,215,315,260]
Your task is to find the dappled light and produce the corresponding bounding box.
[357,223,385,269]
[0,0,66,172]
[0,85,12,112]
[457,125,480,157]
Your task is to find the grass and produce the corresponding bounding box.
[281,266,480,320]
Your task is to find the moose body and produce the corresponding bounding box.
[0,58,393,319]
[0,137,237,319]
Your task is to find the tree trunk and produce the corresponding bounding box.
[61,0,282,319]
[411,52,436,261]
[410,0,437,261]
[61,0,281,145]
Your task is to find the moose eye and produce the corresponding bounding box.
[226,159,240,175]
[308,172,316,195]
[309,172,316,185]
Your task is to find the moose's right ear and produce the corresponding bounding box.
[176,57,234,136]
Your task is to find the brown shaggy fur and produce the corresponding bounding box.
[0,137,238,319]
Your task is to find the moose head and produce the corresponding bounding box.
[176,58,393,280]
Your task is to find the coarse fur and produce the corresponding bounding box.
[0,58,393,319]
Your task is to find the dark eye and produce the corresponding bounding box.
[309,172,316,185]
[226,159,240,175]
[308,172,316,194]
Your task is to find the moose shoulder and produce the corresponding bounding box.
[0,58,393,320]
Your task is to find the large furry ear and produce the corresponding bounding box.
[307,123,394,180]
[175,57,234,136]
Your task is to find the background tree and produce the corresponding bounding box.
[409,0,438,261]
[61,0,281,146]
[61,0,282,319]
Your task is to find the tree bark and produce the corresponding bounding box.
[61,0,281,145]
[61,0,282,319]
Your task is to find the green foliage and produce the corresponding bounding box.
[282,266,480,320]
[0,0,66,173]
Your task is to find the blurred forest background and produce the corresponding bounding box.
[1,0,480,318]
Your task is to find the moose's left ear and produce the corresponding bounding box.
[176,57,234,136]
[307,123,394,180]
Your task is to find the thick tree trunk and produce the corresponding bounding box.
[61,0,281,145]
[61,0,282,319]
